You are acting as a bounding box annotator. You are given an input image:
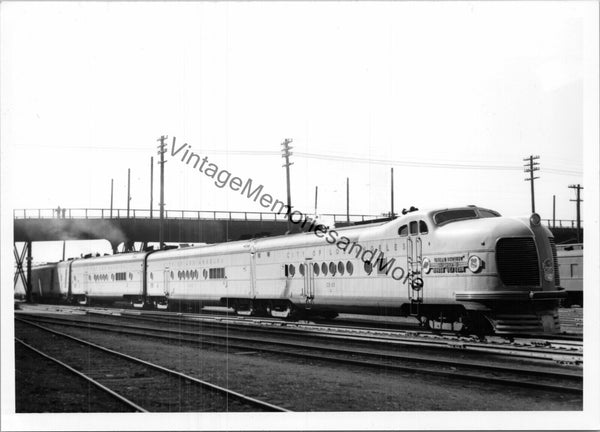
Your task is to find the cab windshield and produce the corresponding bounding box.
[433,208,500,226]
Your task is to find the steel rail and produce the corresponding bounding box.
[18,305,583,362]
[113,310,584,362]
[18,304,583,358]
[16,316,582,394]
[16,319,290,412]
[15,337,148,413]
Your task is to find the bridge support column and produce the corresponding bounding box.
[123,240,135,253]
[110,242,119,255]
[25,241,32,302]
[13,243,30,300]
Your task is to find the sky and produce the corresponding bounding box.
[2,2,600,429]
[2,2,588,219]
[2,1,594,261]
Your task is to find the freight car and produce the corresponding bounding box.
[20,206,567,334]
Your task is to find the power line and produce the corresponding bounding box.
[26,143,582,175]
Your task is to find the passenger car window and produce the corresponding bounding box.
[346,261,354,275]
[329,262,336,276]
[398,225,408,236]
[419,220,428,234]
[409,221,418,235]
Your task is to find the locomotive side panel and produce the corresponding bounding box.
[70,254,146,303]
[146,244,252,307]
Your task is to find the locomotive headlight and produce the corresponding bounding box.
[422,257,431,274]
[543,258,554,282]
[530,213,541,227]
[468,255,483,273]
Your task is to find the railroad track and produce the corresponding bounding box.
[18,304,583,363]
[15,319,290,413]
[16,314,583,395]
[103,309,585,362]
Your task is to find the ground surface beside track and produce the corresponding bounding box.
[14,313,582,412]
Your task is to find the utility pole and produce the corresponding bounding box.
[390,167,395,219]
[523,155,540,213]
[127,168,131,218]
[346,177,350,223]
[150,156,154,219]
[314,186,318,218]
[110,179,114,219]
[552,195,556,228]
[157,135,169,249]
[281,138,293,233]
[568,184,583,243]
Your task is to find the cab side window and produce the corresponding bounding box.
[398,225,408,236]
[409,221,418,235]
[419,220,429,235]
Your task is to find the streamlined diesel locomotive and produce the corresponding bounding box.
[21,206,566,334]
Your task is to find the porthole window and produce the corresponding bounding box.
[338,262,345,275]
[346,261,354,275]
[299,264,305,276]
[329,262,336,276]
[364,261,373,275]
[203,269,208,279]
[289,264,296,277]
[321,262,328,276]
[313,263,320,276]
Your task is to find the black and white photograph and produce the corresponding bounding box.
[1,1,599,430]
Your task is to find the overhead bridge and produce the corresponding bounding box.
[13,208,379,253]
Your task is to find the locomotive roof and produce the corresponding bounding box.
[63,205,503,264]
[145,206,499,258]
[70,251,149,267]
